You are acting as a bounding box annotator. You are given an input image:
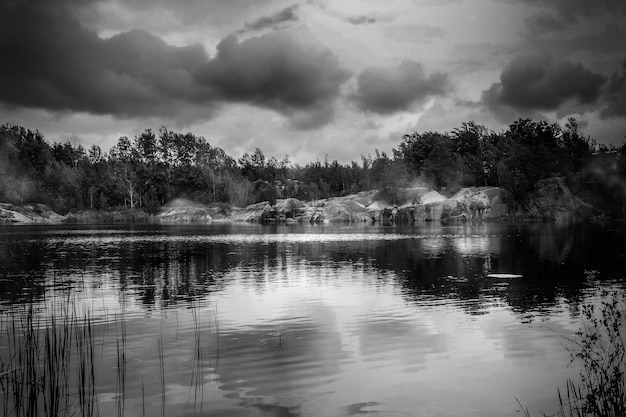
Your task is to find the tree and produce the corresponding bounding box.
[421,140,459,190]
[395,131,451,178]
[561,117,594,173]
[134,129,158,164]
[110,136,140,209]
[494,118,565,200]
[253,180,277,205]
[504,118,563,181]
[451,122,493,186]
[1,119,621,215]
[239,148,267,181]
[51,142,85,169]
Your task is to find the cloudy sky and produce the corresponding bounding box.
[1,0,625,163]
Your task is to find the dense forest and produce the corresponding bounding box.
[1,118,625,216]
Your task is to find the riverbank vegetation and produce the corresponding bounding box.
[555,289,626,417]
[0,299,213,417]
[520,286,626,417]
[1,118,625,217]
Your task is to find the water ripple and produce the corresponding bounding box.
[37,232,502,246]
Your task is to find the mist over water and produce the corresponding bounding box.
[1,222,625,417]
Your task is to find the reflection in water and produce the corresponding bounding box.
[0,223,625,417]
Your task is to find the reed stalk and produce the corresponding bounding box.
[115,312,127,417]
[0,297,214,417]
[520,288,626,417]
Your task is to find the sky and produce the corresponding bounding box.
[1,0,625,164]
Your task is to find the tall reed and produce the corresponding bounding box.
[189,303,204,414]
[1,299,216,417]
[0,303,92,417]
[553,290,626,417]
[519,288,626,417]
[116,312,127,417]
[158,336,165,417]
[75,310,97,417]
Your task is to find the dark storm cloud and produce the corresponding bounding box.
[0,2,209,117]
[193,31,351,113]
[239,5,299,33]
[481,57,607,113]
[494,0,626,20]
[540,24,626,56]
[600,61,626,119]
[524,0,626,20]
[3,0,99,7]
[351,60,450,114]
[0,2,349,126]
[289,105,336,130]
[522,13,567,35]
[117,0,292,27]
[495,0,626,34]
[446,42,518,74]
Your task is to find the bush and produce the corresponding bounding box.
[520,286,626,417]
[555,289,626,417]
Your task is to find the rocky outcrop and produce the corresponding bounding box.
[232,199,302,223]
[0,203,65,223]
[231,201,270,222]
[153,180,592,225]
[448,187,510,221]
[273,198,308,222]
[157,198,212,223]
[3,180,593,225]
[232,195,373,223]
[303,197,372,223]
[525,177,595,222]
[366,187,510,223]
[204,204,234,222]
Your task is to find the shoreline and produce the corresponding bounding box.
[0,179,614,226]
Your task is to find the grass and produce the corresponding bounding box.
[75,311,96,417]
[189,303,204,415]
[0,303,89,417]
[63,209,154,224]
[0,298,218,417]
[553,289,626,417]
[115,312,126,417]
[519,287,626,417]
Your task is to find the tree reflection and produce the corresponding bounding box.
[0,224,625,317]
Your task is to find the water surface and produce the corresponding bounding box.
[1,222,625,417]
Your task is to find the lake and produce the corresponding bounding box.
[1,222,625,417]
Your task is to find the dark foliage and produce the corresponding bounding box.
[1,117,624,215]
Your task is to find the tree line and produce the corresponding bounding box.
[1,118,625,215]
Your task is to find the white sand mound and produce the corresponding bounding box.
[421,191,447,204]
[158,198,212,223]
[366,201,388,211]
[161,198,207,209]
